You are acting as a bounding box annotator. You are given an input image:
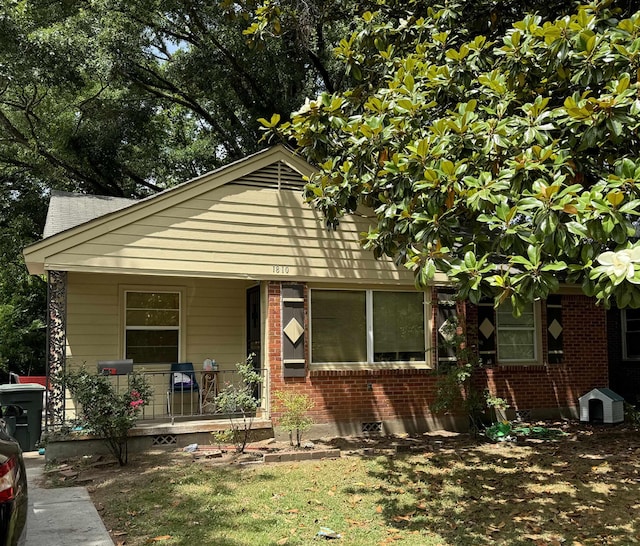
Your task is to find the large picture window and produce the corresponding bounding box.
[311,289,426,365]
[125,291,180,363]
[622,308,640,360]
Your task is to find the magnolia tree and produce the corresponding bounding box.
[262,1,640,312]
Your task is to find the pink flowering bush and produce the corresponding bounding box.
[62,369,153,465]
[129,390,145,409]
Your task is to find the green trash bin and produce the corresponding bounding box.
[0,384,46,451]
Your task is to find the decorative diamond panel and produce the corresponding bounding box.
[438,318,456,342]
[283,317,304,344]
[548,319,563,340]
[479,317,495,339]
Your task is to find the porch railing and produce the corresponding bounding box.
[58,367,269,424]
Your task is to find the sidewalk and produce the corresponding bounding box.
[23,451,114,545]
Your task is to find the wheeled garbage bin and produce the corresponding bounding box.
[0,383,46,451]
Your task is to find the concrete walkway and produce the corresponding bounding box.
[23,452,114,545]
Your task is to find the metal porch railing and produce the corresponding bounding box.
[58,367,269,425]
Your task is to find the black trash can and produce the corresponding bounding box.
[0,384,46,451]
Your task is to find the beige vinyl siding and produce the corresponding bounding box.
[66,276,120,363]
[36,182,420,283]
[65,272,250,374]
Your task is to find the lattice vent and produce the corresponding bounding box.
[361,422,383,434]
[152,434,177,446]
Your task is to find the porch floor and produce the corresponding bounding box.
[131,416,274,437]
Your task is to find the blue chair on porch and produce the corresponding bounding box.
[167,362,202,421]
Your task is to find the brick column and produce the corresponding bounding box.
[267,282,283,393]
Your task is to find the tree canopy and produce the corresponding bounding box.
[0,0,352,198]
[0,0,358,374]
[1,0,636,373]
[268,0,640,312]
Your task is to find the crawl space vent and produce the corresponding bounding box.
[361,422,383,434]
[152,434,177,446]
[578,388,624,424]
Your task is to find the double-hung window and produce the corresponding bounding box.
[124,291,181,363]
[310,289,427,365]
[496,301,538,363]
[622,308,640,360]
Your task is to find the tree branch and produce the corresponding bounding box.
[127,65,244,157]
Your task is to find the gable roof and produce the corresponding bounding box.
[24,145,317,275]
[43,191,137,239]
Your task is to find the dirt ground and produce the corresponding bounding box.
[42,419,634,486]
[40,420,640,545]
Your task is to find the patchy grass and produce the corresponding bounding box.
[47,426,640,545]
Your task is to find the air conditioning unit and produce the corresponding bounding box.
[579,388,624,424]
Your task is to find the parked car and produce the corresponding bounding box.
[0,405,27,546]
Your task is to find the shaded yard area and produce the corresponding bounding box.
[44,424,640,545]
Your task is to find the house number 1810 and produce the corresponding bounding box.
[272,265,290,274]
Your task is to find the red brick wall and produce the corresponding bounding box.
[267,282,608,429]
[468,295,608,412]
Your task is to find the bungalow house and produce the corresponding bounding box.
[23,145,611,436]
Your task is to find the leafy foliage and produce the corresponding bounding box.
[624,401,640,427]
[0,176,47,377]
[214,355,263,453]
[0,0,600,384]
[0,0,353,197]
[270,1,640,312]
[273,390,315,447]
[62,369,153,466]
[430,316,494,433]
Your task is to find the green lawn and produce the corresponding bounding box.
[58,428,640,545]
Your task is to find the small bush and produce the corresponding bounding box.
[211,429,235,448]
[274,391,314,447]
[214,355,263,453]
[61,368,153,465]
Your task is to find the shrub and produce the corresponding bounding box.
[62,368,153,465]
[274,391,314,447]
[214,355,263,453]
[624,402,640,427]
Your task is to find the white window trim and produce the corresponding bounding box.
[120,285,186,363]
[309,287,432,370]
[622,308,640,360]
[496,301,543,365]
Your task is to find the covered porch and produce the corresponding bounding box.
[43,364,274,460]
[43,271,269,431]
[57,366,270,423]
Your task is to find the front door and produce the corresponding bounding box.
[246,285,262,400]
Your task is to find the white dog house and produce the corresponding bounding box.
[579,388,624,424]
